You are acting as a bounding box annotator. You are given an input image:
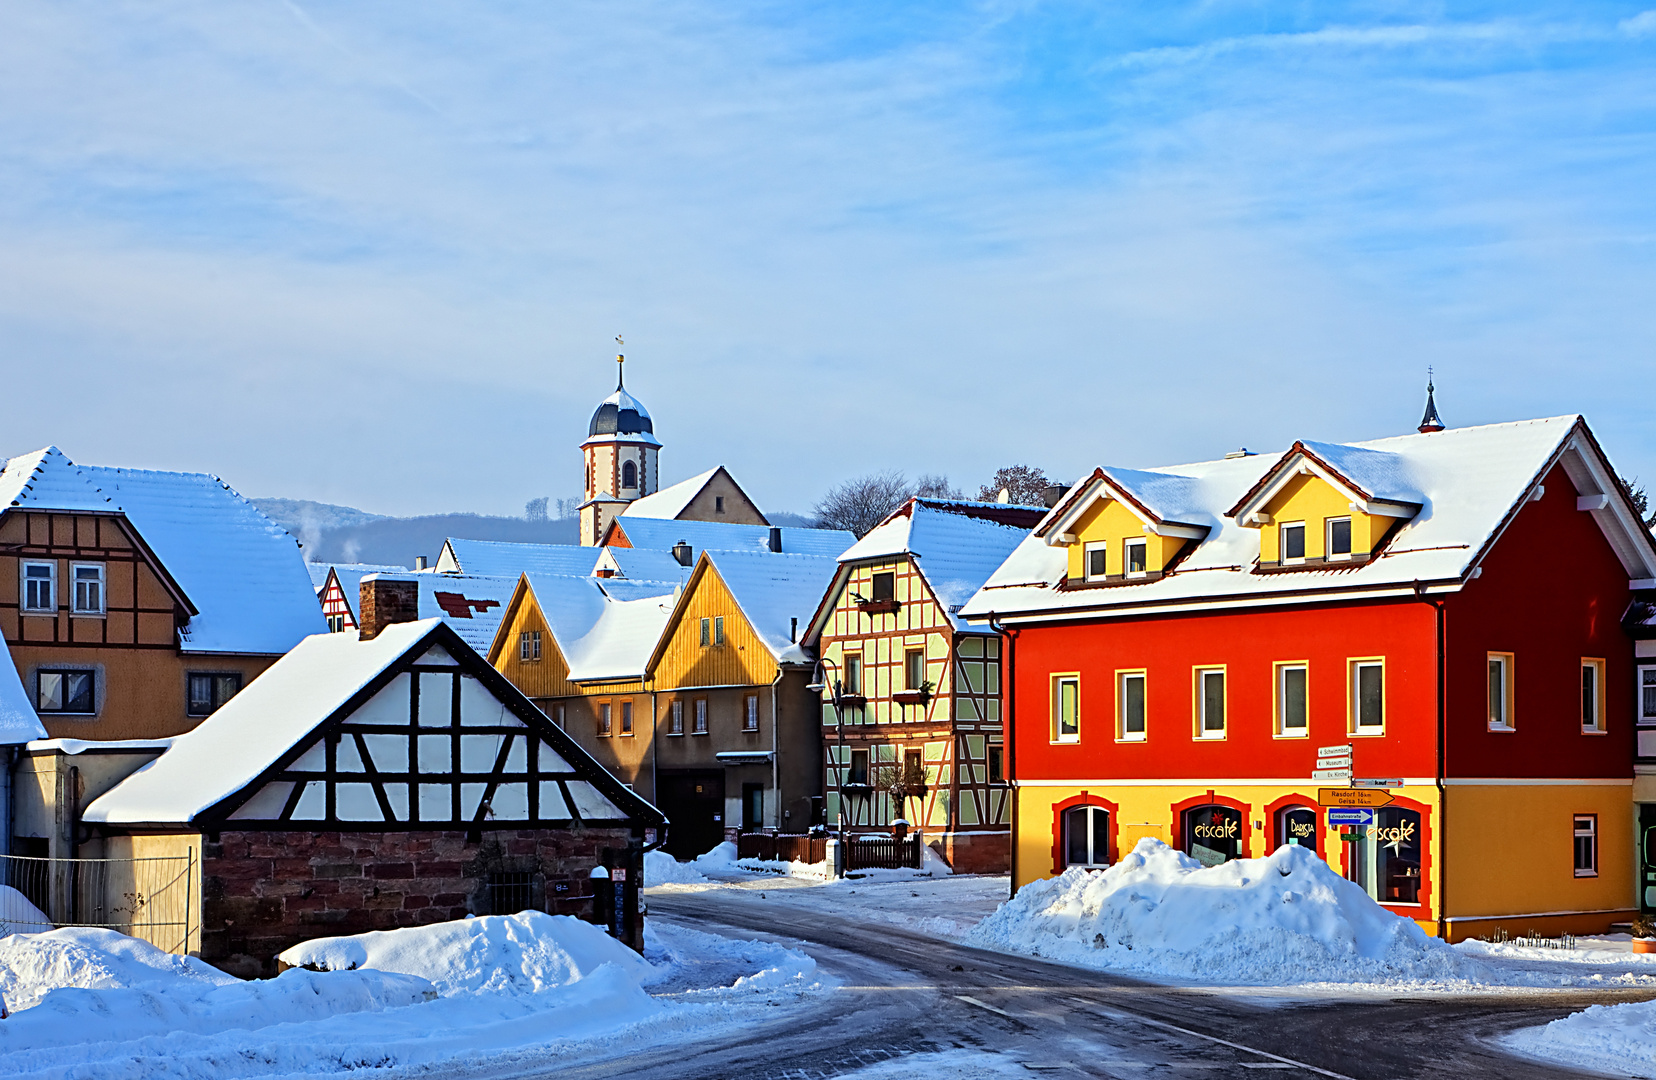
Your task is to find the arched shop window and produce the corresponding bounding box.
[1063,805,1111,869]
[1347,806,1423,905]
[1183,805,1242,867]
[1277,805,1319,856]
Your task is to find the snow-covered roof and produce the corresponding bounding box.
[834,499,1040,631]
[1042,467,1214,540]
[310,563,409,612]
[0,634,48,744]
[0,447,325,654]
[362,572,519,653]
[594,546,693,583]
[963,416,1656,622]
[608,518,855,561]
[564,593,677,683]
[698,550,839,664]
[84,621,443,824]
[436,538,600,578]
[619,467,720,520]
[510,574,679,683]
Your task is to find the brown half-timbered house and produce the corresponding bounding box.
[803,498,1042,873]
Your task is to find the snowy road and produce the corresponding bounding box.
[506,888,1656,1080]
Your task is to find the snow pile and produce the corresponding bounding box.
[0,927,235,1011]
[1508,999,1656,1077]
[645,849,708,885]
[693,841,739,871]
[968,839,1478,986]
[0,886,53,937]
[278,910,649,996]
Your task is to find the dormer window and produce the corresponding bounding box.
[1280,522,1306,564]
[1327,517,1352,559]
[1084,542,1108,582]
[1124,538,1147,577]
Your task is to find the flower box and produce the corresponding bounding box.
[856,599,902,616]
[891,690,932,707]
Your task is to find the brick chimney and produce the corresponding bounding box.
[359,575,419,640]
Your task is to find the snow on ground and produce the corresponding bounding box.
[0,914,828,1079]
[1507,998,1656,1078]
[645,849,707,885]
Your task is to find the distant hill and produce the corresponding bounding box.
[254,497,813,567]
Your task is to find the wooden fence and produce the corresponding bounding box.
[844,834,923,871]
[735,833,828,864]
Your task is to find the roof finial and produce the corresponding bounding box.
[1418,367,1444,433]
[615,335,625,390]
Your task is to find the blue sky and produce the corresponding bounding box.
[2,1,1653,516]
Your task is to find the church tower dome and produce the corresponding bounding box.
[578,342,661,546]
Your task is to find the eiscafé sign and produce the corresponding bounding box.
[1192,818,1240,841]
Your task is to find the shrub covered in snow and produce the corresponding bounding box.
[969,838,1479,986]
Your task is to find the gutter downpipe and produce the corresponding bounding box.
[989,612,1016,899]
[1,745,13,858]
[770,664,784,830]
[1414,579,1449,940]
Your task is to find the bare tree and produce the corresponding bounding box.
[813,470,914,537]
[554,496,583,520]
[524,497,549,522]
[978,464,1052,506]
[914,474,963,500]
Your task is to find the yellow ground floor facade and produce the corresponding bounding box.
[1014,779,1635,942]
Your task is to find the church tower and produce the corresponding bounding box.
[578,346,661,546]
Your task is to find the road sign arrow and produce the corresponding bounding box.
[1318,788,1394,808]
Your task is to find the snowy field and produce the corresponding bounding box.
[0,913,827,1080]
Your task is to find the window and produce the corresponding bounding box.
[1347,806,1422,904]
[621,700,633,735]
[1575,815,1599,877]
[1642,666,1656,727]
[622,460,637,489]
[187,672,242,717]
[1124,538,1147,577]
[905,649,926,690]
[988,744,1004,784]
[699,617,710,646]
[871,572,895,602]
[1084,542,1108,581]
[597,703,612,736]
[1351,660,1384,732]
[519,630,542,662]
[37,670,94,714]
[1278,805,1319,855]
[1053,676,1080,742]
[1327,517,1352,558]
[1117,671,1146,741]
[714,616,725,646]
[715,496,725,513]
[71,563,104,614]
[554,704,566,729]
[843,654,862,695]
[848,749,870,786]
[1280,522,1306,563]
[1487,653,1514,730]
[1276,664,1308,736]
[669,700,684,735]
[21,561,54,613]
[693,698,708,734]
[327,613,345,633]
[1063,805,1111,868]
[1184,805,1242,866]
[1582,659,1606,733]
[485,871,535,915]
[1196,668,1226,738]
[744,695,759,731]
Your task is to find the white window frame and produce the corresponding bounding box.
[1063,804,1111,869]
[1124,538,1148,578]
[1280,521,1307,564]
[1117,670,1146,742]
[1488,652,1515,732]
[1350,659,1385,735]
[1083,541,1108,582]
[1582,658,1606,734]
[70,562,105,615]
[21,560,55,613]
[1275,662,1309,738]
[904,648,926,690]
[1640,664,1656,728]
[1195,667,1226,739]
[713,616,725,646]
[1326,517,1353,559]
[1574,814,1598,877]
[1053,675,1080,743]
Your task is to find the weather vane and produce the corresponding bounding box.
[615,335,625,389]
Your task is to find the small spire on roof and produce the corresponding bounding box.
[615,335,625,390]
[1418,368,1445,433]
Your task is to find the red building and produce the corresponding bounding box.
[962,413,1656,940]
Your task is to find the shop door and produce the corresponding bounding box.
[1183,805,1242,866]
[658,771,726,859]
[1278,806,1319,856]
[1641,805,1656,912]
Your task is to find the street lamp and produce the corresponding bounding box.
[808,659,854,839]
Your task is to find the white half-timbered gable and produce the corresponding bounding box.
[85,619,664,834]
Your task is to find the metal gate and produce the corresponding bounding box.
[0,851,197,954]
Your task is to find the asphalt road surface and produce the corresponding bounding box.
[541,889,1656,1080]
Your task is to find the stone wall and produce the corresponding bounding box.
[201,827,634,977]
[928,830,1010,875]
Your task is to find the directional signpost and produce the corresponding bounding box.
[1312,743,1352,784]
[1317,787,1394,808]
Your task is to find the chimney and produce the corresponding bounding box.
[790,617,797,642]
[768,527,783,553]
[359,576,419,641]
[415,555,429,570]
[672,541,693,567]
[1040,483,1070,508]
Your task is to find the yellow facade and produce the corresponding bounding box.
[649,563,779,689]
[1063,499,1185,580]
[1252,473,1389,563]
[488,581,582,699]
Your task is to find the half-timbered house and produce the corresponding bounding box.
[309,562,408,633]
[803,498,1043,873]
[83,615,665,974]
